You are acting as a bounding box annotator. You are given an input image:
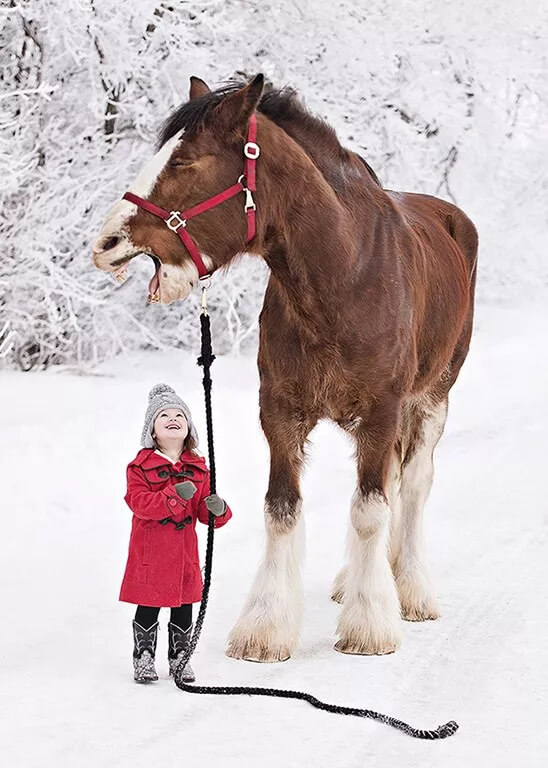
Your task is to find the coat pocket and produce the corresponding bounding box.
[142,526,152,565]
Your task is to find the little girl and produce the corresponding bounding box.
[120,382,232,684]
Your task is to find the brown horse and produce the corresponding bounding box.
[92,75,478,661]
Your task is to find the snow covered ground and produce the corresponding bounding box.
[2,296,547,767]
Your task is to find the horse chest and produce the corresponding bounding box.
[259,340,379,419]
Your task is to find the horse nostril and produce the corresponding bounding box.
[102,236,120,251]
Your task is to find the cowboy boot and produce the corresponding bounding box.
[168,621,196,682]
[132,620,159,683]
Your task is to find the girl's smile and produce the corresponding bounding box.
[153,409,189,458]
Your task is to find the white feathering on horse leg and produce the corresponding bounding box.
[333,451,402,606]
[393,402,447,621]
[226,504,305,662]
[330,565,347,604]
[335,490,402,655]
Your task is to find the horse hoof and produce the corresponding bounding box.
[226,640,291,663]
[334,638,398,656]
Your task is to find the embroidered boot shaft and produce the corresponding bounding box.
[132,620,159,683]
[168,621,196,683]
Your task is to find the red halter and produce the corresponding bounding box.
[122,114,259,280]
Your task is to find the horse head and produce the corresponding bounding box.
[92,74,265,304]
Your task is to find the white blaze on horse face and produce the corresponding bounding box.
[91,127,214,301]
[129,128,185,199]
[91,130,184,270]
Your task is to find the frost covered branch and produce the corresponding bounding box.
[1,0,546,371]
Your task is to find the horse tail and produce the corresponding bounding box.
[447,208,479,288]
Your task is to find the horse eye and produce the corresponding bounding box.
[169,159,193,168]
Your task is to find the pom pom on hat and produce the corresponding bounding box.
[148,383,176,402]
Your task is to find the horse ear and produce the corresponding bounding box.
[189,76,211,100]
[212,74,264,132]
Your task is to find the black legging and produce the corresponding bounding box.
[135,603,192,630]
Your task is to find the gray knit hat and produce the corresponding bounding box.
[141,383,199,449]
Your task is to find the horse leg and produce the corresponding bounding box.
[330,565,346,604]
[391,398,447,621]
[335,400,403,655]
[226,409,315,662]
[331,448,401,605]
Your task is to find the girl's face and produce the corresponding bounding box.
[152,408,189,448]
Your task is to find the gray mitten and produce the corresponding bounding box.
[174,480,197,500]
[204,493,227,517]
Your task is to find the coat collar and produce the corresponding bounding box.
[132,447,207,471]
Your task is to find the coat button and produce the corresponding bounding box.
[169,498,177,507]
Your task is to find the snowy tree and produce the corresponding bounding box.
[1,0,546,371]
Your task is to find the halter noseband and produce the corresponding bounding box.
[122,114,259,281]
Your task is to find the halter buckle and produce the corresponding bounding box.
[166,211,187,232]
[244,141,260,159]
[244,188,256,212]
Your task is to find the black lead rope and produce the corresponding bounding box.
[172,302,459,741]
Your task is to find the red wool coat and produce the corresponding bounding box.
[119,447,232,607]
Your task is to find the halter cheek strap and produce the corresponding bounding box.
[122,114,259,280]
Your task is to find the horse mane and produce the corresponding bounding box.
[158,80,381,189]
